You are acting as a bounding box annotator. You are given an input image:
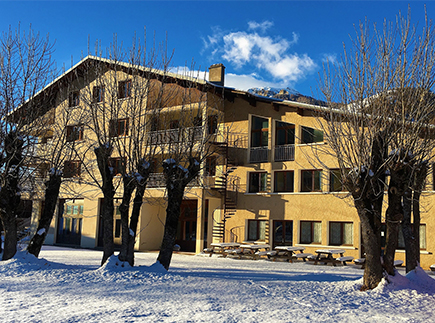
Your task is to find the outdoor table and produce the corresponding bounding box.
[313,249,346,266]
[205,242,240,257]
[269,246,306,262]
[232,244,271,260]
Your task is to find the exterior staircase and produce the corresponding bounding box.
[211,141,239,242]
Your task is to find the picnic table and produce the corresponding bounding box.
[203,242,240,257]
[309,249,353,266]
[227,244,271,260]
[267,246,312,262]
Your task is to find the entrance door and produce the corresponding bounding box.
[56,199,83,246]
[175,200,198,252]
[273,220,293,248]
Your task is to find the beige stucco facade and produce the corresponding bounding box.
[27,56,435,270]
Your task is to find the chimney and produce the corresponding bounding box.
[209,63,225,86]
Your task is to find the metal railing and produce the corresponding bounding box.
[148,126,203,145]
[274,144,295,161]
[147,172,201,188]
[249,147,269,163]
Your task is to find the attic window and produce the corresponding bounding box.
[69,91,80,107]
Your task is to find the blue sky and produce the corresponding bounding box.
[1,1,433,96]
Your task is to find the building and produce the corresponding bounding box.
[25,56,434,269]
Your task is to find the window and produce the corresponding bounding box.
[207,115,218,134]
[118,80,132,99]
[273,220,293,247]
[275,121,295,145]
[300,221,322,244]
[69,91,80,107]
[248,220,266,241]
[93,86,104,103]
[274,171,294,193]
[329,222,353,246]
[66,125,84,142]
[205,156,217,176]
[301,126,323,144]
[64,200,84,217]
[330,169,345,192]
[397,224,426,250]
[170,119,180,129]
[109,118,129,137]
[251,116,269,147]
[114,205,121,238]
[109,157,126,176]
[249,172,267,193]
[301,170,322,192]
[63,161,81,178]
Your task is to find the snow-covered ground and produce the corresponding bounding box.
[0,246,434,322]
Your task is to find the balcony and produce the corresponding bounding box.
[148,126,203,145]
[147,172,201,188]
[249,147,269,163]
[274,144,295,161]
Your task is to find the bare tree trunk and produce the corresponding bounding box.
[118,176,135,262]
[95,145,115,266]
[126,184,146,266]
[157,183,184,270]
[402,188,418,272]
[355,198,384,290]
[27,172,62,257]
[384,170,404,275]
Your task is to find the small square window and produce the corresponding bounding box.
[66,125,84,142]
[118,80,132,99]
[249,172,268,193]
[274,171,294,193]
[300,221,322,244]
[64,161,81,178]
[248,220,266,241]
[329,222,353,246]
[301,170,322,192]
[301,126,323,144]
[109,118,129,137]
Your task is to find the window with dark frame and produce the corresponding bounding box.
[274,171,294,193]
[301,170,322,192]
[109,118,129,137]
[301,126,323,144]
[248,219,266,241]
[109,157,126,176]
[69,91,80,107]
[170,119,180,129]
[251,116,269,147]
[93,86,104,103]
[330,169,345,192]
[300,221,322,244]
[248,172,268,193]
[207,115,218,134]
[66,125,84,142]
[275,121,295,145]
[329,222,353,246]
[118,80,132,99]
[205,156,217,176]
[63,160,81,178]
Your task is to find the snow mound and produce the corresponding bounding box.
[372,267,435,294]
[148,261,167,273]
[97,255,133,273]
[0,250,54,274]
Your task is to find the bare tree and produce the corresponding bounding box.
[317,9,435,289]
[0,25,55,260]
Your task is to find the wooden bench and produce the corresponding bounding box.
[430,264,435,272]
[354,258,365,268]
[336,256,354,266]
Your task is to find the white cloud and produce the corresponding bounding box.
[248,21,273,33]
[204,22,315,85]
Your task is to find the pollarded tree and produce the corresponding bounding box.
[317,9,435,289]
[0,25,56,260]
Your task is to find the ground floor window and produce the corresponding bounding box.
[300,221,321,244]
[329,222,353,246]
[397,224,426,250]
[248,220,266,241]
[273,220,293,247]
